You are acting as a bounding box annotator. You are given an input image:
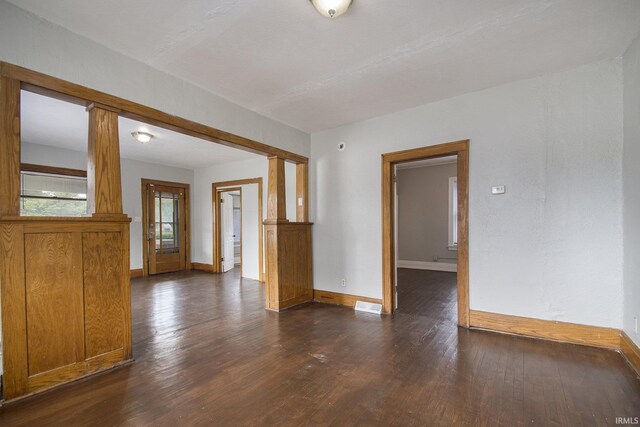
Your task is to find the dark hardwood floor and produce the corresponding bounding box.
[396,268,457,320]
[0,269,639,426]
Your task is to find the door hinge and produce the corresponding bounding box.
[221,257,224,261]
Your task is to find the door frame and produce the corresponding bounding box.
[141,178,191,277]
[212,178,264,282]
[381,139,470,326]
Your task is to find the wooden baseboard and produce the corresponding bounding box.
[314,290,382,308]
[621,331,640,376]
[469,310,621,350]
[130,269,143,279]
[191,262,214,273]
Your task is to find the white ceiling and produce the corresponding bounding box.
[21,91,260,169]
[9,1,640,133]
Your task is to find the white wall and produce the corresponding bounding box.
[0,0,310,158]
[21,142,194,270]
[192,157,297,272]
[623,35,640,347]
[311,59,624,329]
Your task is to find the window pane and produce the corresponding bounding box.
[20,172,87,216]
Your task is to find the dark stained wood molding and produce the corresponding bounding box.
[141,179,191,277]
[621,331,640,376]
[0,76,21,216]
[381,139,469,326]
[314,290,382,308]
[21,163,87,178]
[1,62,308,164]
[469,310,621,350]
[212,178,264,282]
[130,269,143,279]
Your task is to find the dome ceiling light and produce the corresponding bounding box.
[310,0,353,18]
[131,131,154,144]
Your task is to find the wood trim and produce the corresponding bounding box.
[621,331,640,376]
[21,163,87,178]
[267,157,287,221]
[296,162,309,222]
[0,76,21,216]
[191,262,214,273]
[314,290,382,308]
[381,139,470,326]
[469,310,621,350]
[1,62,307,164]
[130,269,143,279]
[212,178,264,282]
[141,179,191,277]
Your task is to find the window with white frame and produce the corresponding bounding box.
[448,176,458,250]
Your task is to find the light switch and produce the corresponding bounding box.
[298,197,303,207]
[491,186,506,195]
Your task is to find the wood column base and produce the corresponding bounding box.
[264,222,313,311]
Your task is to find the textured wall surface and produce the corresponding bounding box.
[311,59,624,328]
[623,35,640,347]
[397,163,458,264]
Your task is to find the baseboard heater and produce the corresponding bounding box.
[355,301,382,315]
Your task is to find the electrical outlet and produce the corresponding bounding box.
[341,278,346,287]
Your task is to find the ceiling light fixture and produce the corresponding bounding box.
[131,131,154,144]
[310,0,353,18]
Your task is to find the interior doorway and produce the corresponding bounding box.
[381,140,469,326]
[219,188,242,273]
[212,178,264,282]
[394,156,458,319]
[141,178,191,276]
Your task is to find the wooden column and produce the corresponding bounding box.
[267,156,287,222]
[264,157,313,311]
[87,103,123,216]
[296,162,309,222]
[0,77,21,216]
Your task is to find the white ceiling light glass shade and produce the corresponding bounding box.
[310,0,353,18]
[131,131,154,144]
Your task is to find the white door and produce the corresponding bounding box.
[222,192,235,272]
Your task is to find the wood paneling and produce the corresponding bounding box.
[381,140,470,325]
[212,178,263,281]
[0,217,132,401]
[313,290,382,308]
[25,233,84,376]
[621,331,640,376]
[469,310,621,350]
[87,104,123,215]
[21,163,87,178]
[296,162,309,222]
[264,223,313,311]
[0,76,21,216]
[83,232,125,358]
[267,156,287,221]
[1,62,307,164]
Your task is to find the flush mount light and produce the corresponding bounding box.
[310,0,353,18]
[131,131,154,144]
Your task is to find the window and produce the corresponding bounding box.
[20,170,88,216]
[448,176,458,250]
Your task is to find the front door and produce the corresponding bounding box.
[147,184,186,275]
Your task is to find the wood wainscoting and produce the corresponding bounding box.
[264,222,313,311]
[0,216,133,401]
[469,310,622,350]
[314,290,382,308]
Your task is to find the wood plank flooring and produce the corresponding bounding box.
[0,269,638,426]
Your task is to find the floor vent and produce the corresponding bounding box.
[355,301,382,315]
